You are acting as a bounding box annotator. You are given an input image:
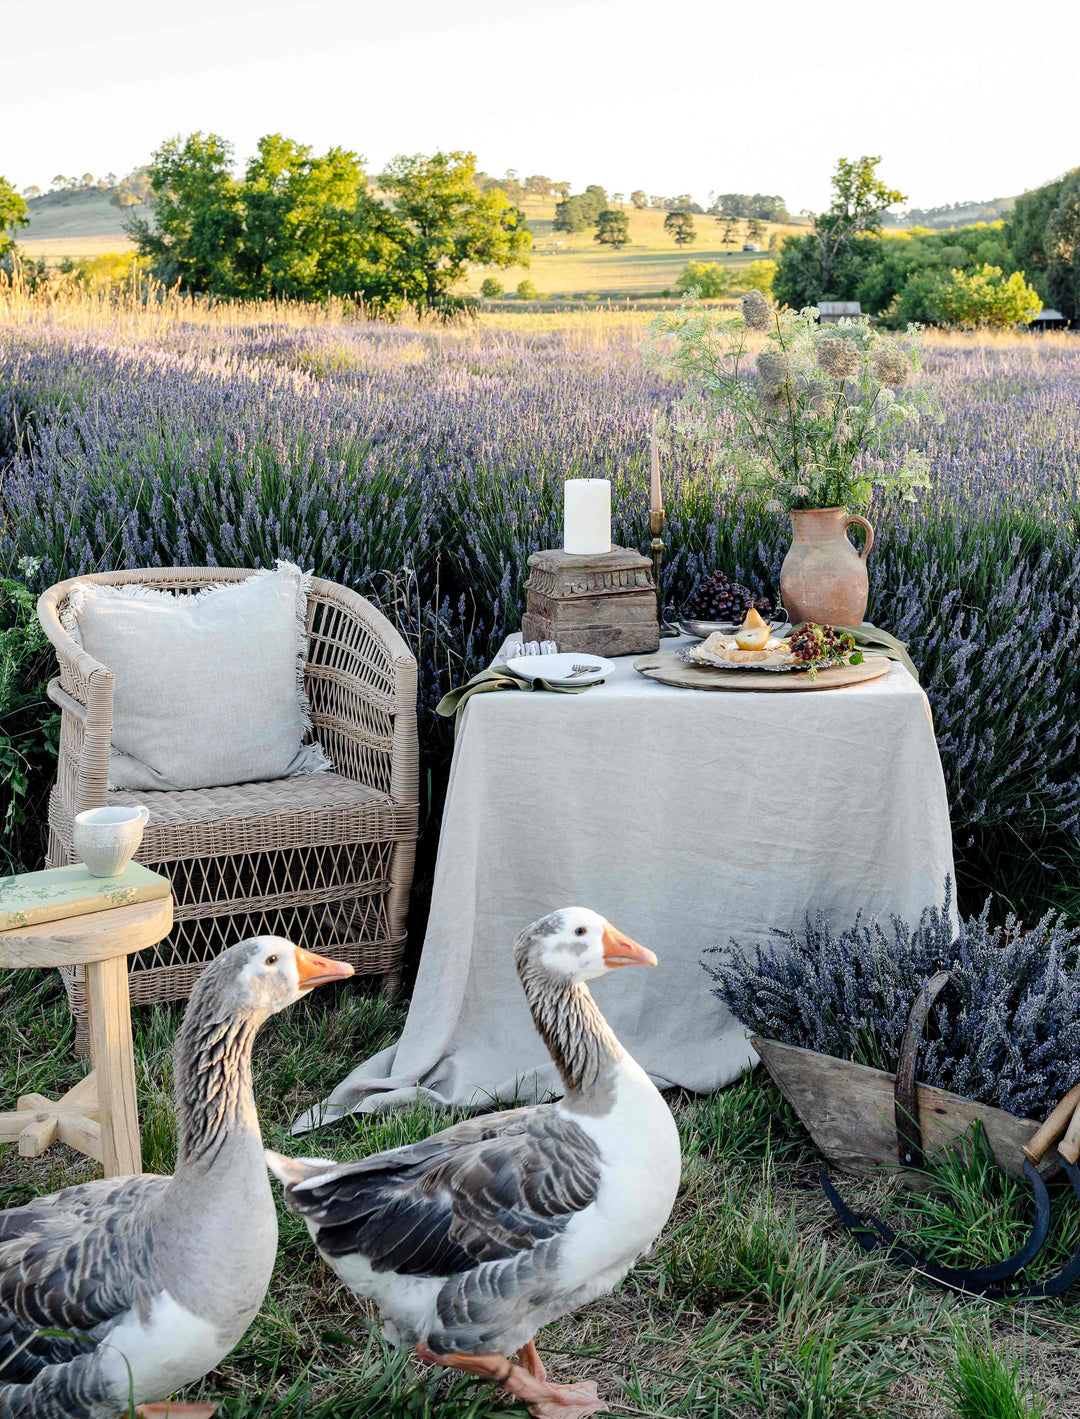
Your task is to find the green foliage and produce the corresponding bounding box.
[774,155,904,307]
[676,260,728,297]
[935,264,1041,327]
[1045,168,1080,322]
[664,210,696,246]
[551,196,587,233]
[710,192,789,222]
[131,136,530,312]
[479,276,503,298]
[648,296,933,512]
[515,278,538,300]
[0,571,59,872]
[593,208,629,248]
[1007,173,1068,302]
[0,175,29,259]
[743,258,777,295]
[629,189,647,209]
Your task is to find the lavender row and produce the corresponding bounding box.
[1,320,1078,917]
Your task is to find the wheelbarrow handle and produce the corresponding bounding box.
[1022,1083,1080,1165]
[1058,1097,1080,1166]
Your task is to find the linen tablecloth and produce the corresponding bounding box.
[295,637,954,1132]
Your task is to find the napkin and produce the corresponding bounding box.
[436,664,592,735]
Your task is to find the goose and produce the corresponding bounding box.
[0,936,354,1419]
[268,907,681,1419]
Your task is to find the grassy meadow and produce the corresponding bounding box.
[2,287,1080,1416]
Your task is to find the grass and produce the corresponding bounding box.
[7,960,1080,1418]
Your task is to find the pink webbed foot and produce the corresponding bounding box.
[416,1339,604,1417]
[135,1405,219,1418]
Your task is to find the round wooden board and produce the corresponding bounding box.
[632,652,893,692]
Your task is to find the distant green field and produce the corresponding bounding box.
[465,196,806,298]
[16,188,139,260]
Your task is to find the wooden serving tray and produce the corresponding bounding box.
[633,651,893,692]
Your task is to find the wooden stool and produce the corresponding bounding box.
[0,896,173,1178]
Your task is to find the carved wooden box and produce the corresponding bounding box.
[520,546,659,657]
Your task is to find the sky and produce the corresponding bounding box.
[3,0,1079,214]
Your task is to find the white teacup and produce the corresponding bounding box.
[73,805,150,878]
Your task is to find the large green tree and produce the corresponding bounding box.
[377,151,530,311]
[594,209,629,248]
[664,210,696,246]
[774,156,904,308]
[0,176,29,259]
[1045,170,1080,321]
[128,132,243,292]
[237,135,371,298]
[132,136,530,311]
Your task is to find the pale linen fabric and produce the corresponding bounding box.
[295,637,954,1132]
[63,564,331,792]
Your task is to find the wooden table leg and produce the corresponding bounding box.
[84,956,142,1177]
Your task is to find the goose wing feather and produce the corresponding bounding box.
[0,1173,168,1377]
[281,1105,601,1279]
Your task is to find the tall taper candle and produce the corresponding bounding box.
[650,412,663,513]
[564,479,611,555]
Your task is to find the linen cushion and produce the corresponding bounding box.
[62,563,332,792]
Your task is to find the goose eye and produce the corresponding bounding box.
[264,954,278,966]
[574,926,587,937]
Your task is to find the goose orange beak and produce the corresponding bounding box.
[602,923,657,968]
[295,947,355,990]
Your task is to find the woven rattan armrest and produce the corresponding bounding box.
[37,580,116,816]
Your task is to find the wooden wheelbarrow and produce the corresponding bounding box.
[818,971,1080,1300]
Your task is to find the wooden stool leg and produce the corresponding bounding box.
[84,956,142,1177]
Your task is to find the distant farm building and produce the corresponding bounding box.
[742,242,761,252]
[1031,308,1066,330]
[817,301,862,324]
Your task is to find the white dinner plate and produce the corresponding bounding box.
[505,652,614,688]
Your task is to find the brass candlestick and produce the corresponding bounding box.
[649,507,681,638]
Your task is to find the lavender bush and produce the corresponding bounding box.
[708,882,1080,1121]
[1,316,1079,920]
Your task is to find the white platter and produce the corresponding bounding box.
[505,652,614,688]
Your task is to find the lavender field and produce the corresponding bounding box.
[1,309,1079,922]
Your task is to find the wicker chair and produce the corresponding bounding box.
[38,568,419,1051]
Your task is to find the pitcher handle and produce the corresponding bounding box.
[844,514,874,562]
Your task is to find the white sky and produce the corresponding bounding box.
[3,0,1078,213]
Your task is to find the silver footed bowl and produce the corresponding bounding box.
[678,614,791,640]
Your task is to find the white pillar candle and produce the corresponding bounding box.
[563,479,612,555]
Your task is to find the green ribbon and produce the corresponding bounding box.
[436,663,594,735]
[791,621,920,682]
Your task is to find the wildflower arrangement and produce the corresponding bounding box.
[647,290,935,512]
[708,883,1080,1121]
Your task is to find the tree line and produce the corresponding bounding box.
[774,156,1078,326]
[120,134,530,312]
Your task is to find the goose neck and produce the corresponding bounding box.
[520,969,623,1111]
[174,1007,262,1169]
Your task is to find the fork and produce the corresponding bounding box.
[566,663,601,678]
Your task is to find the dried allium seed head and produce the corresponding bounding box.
[873,343,910,386]
[741,290,773,331]
[817,337,862,378]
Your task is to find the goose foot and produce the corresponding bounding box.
[416,1341,603,1417]
[135,1405,219,1417]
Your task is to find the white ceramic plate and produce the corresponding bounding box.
[505,652,614,688]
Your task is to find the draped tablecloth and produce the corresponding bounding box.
[295,636,954,1132]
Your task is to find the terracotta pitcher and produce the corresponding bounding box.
[780,507,875,626]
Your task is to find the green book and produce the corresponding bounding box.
[0,862,171,932]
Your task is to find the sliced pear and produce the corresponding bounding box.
[735,604,770,651]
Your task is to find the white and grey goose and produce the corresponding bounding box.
[0,936,353,1419]
[269,907,681,1419]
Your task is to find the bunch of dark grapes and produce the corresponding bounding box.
[682,572,774,624]
[788,623,857,665]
